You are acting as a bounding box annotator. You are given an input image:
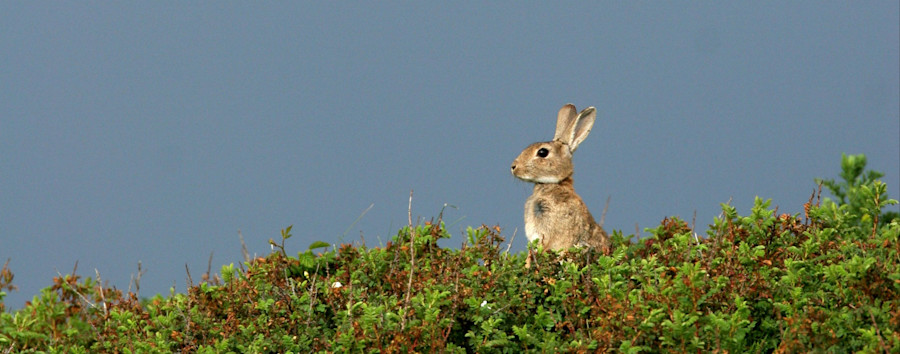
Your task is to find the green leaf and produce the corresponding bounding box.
[308,241,330,250]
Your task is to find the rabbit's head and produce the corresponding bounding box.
[511,104,597,184]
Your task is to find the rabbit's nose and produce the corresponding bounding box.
[510,164,517,171]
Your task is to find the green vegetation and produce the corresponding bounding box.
[1,154,898,352]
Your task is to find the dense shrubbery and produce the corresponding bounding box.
[1,154,898,352]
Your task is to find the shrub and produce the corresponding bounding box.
[1,154,897,352]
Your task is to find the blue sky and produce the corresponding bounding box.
[2,3,898,309]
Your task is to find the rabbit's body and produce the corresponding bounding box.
[511,104,610,253]
[524,180,608,250]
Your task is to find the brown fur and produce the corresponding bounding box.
[511,104,610,253]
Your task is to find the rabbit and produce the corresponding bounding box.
[510,103,610,254]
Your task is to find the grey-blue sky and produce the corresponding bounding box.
[2,3,898,309]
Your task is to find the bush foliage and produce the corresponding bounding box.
[2,154,898,353]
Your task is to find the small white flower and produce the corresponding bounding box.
[480,300,488,307]
[331,281,343,289]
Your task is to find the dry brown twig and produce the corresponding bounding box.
[599,195,611,228]
[402,190,415,330]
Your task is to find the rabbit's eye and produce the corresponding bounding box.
[536,148,549,158]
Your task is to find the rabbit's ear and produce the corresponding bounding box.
[554,104,578,142]
[566,107,597,152]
